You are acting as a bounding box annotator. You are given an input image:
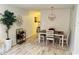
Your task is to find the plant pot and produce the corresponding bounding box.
[5,39,12,52]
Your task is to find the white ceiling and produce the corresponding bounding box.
[10,4,74,10]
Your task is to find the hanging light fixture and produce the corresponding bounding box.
[48,6,56,20]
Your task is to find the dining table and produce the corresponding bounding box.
[38,30,64,47]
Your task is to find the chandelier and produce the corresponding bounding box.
[48,6,56,20]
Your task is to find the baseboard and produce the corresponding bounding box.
[12,34,35,47]
[26,34,35,39]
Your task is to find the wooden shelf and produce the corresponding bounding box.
[16,28,26,44]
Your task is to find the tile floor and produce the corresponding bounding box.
[4,35,72,55]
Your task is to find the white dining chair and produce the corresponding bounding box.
[46,30,55,46]
[59,31,70,47]
[38,33,45,44]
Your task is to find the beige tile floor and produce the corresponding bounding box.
[4,35,72,55]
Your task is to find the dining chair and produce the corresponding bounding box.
[59,31,70,47]
[38,33,45,44]
[40,35,45,43]
[46,30,55,46]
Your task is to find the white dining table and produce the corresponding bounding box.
[38,32,64,47]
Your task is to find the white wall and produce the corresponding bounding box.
[69,5,77,53]
[22,13,34,38]
[72,5,79,54]
[22,11,40,38]
[0,5,26,46]
[40,9,71,34]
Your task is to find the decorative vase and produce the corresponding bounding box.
[5,39,12,52]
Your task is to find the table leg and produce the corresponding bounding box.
[62,36,64,47]
[38,33,40,43]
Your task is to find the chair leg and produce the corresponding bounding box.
[39,39,40,43]
[46,40,48,46]
[43,39,44,45]
[66,40,68,47]
[38,34,40,43]
[53,40,54,45]
[59,40,61,46]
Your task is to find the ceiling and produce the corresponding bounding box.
[10,4,74,10]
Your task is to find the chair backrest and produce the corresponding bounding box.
[65,30,70,40]
[48,28,55,31]
[46,30,54,37]
[67,30,70,40]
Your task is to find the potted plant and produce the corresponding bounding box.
[0,10,17,51]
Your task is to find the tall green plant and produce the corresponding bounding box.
[0,10,17,40]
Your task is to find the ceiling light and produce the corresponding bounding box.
[48,6,56,20]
